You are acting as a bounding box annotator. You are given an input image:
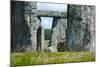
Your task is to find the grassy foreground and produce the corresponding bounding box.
[11,52,95,66]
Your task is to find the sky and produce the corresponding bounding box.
[37,3,67,29]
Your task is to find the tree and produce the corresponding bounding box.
[44,29,51,40]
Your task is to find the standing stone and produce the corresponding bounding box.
[36,24,45,52]
[66,4,95,51]
[23,2,44,52]
[50,17,67,52]
[41,27,45,52]
[24,2,38,52]
[11,1,44,52]
[11,1,32,52]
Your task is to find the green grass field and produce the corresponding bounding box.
[11,52,95,66]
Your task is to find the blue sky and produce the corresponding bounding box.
[37,3,67,29]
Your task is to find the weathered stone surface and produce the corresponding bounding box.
[24,1,44,52]
[24,1,37,14]
[66,4,95,51]
[47,45,58,52]
[11,1,32,52]
[50,17,68,52]
[41,27,45,52]
[37,10,67,17]
[11,1,95,52]
[11,1,44,52]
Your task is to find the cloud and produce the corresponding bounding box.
[41,17,53,29]
[37,3,67,12]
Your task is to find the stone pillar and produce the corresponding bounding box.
[41,27,45,52]
[24,2,45,52]
[11,1,44,52]
[50,17,67,52]
[66,4,95,51]
[24,2,38,52]
[36,22,44,52]
[11,1,32,52]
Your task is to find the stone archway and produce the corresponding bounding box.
[11,1,95,52]
[11,1,67,52]
[37,16,68,52]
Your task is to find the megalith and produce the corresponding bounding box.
[66,4,95,51]
[11,1,95,52]
[24,2,40,52]
[11,1,32,52]
[11,1,44,52]
[50,17,67,52]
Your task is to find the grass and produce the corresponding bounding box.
[11,52,95,66]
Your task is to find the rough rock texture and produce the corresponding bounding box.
[11,1,30,52]
[24,2,41,52]
[66,4,95,51]
[11,1,95,52]
[47,45,58,52]
[50,17,68,52]
[11,1,44,52]
[37,10,67,17]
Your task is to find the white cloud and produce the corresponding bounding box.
[41,17,53,29]
[37,2,67,12]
